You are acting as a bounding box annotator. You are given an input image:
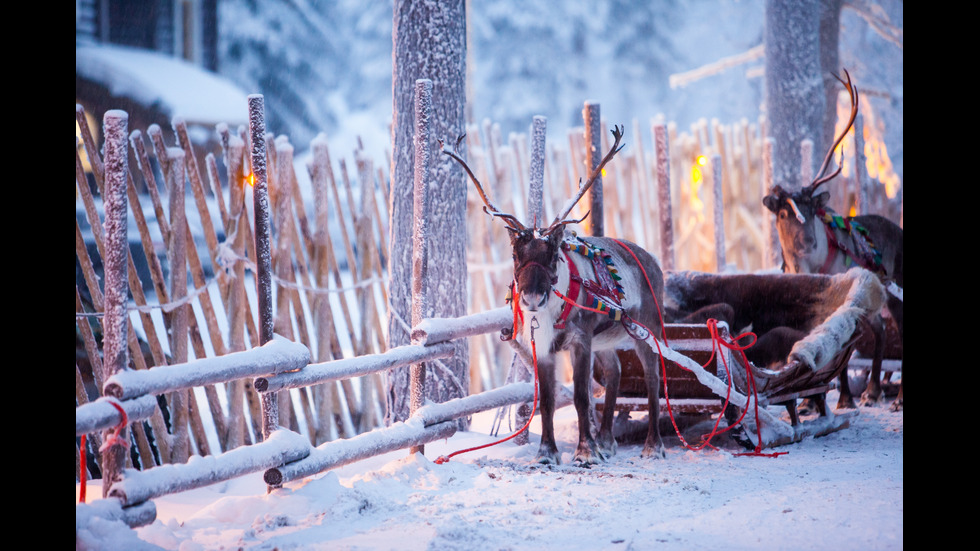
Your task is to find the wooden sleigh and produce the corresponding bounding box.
[597,267,887,450]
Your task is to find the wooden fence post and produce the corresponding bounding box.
[654,122,675,271]
[711,154,726,271]
[99,109,130,496]
[762,137,781,269]
[247,94,278,442]
[853,111,869,214]
[166,146,191,463]
[584,101,603,237]
[410,78,433,455]
[527,116,547,227]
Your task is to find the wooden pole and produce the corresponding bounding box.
[166,146,191,464]
[248,94,278,442]
[584,101,603,237]
[762,137,781,269]
[99,109,130,496]
[711,154,727,271]
[409,78,432,455]
[527,116,547,227]
[654,122,675,271]
[853,112,869,214]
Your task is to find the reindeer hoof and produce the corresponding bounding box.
[859,391,883,407]
[836,396,857,410]
[889,398,903,412]
[641,443,666,460]
[536,445,561,465]
[572,450,603,467]
[573,440,608,466]
[597,435,617,459]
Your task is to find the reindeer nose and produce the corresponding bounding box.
[521,292,548,311]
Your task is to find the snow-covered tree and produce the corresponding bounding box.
[218,0,391,150]
[764,0,825,191]
[387,0,469,426]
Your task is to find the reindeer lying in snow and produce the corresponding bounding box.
[763,70,903,411]
[443,127,667,465]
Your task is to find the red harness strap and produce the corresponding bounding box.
[553,248,581,329]
[819,222,841,274]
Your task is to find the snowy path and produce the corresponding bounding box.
[77,390,902,550]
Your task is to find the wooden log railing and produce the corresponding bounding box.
[76,303,518,529]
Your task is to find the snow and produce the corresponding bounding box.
[76,398,902,550]
[77,2,902,548]
[76,44,249,127]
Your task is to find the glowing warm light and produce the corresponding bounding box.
[245,172,255,187]
[688,158,705,222]
[833,94,901,198]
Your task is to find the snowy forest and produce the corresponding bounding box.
[76,1,903,549]
[215,0,901,184]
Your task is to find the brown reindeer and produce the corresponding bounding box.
[443,127,667,465]
[762,70,903,411]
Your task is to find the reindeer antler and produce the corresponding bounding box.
[441,135,529,233]
[809,69,859,193]
[542,125,625,236]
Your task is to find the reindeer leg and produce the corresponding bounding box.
[637,343,666,459]
[535,355,561,465]
[836,369,857,409]
[887,297,903,412]
[570,341,605,466]
[595,351,620,458]
[860,314,886,407]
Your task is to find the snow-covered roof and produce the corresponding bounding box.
[76,44,249,127]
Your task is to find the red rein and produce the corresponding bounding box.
[78,400,130,503]
[437,238,783,463]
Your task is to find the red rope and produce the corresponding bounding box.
[435,332,540,464]
[78,400,130,504]
[78,434,87,504]
[444,237,784,462]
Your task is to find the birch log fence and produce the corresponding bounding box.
[76,97,902,524]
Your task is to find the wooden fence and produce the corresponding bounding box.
[76,101,902,485]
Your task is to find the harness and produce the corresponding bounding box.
[816,208,886,278]
[506,236,626,333]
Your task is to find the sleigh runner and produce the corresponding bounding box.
[599,267,887,450]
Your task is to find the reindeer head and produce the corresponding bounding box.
[510,226,565,312]
[442,126,625,311]
[762,69,858,270]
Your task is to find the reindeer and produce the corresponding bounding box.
[762,70,903,411]
[443,126,667,465]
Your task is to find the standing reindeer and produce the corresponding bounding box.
[763,70,903,411]
[443,126,667,465]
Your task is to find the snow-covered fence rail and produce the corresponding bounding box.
[75,395,160,437]
[267,382,534,485]
[102,335,309,401]
[108,429,311,508]
[79,300,517,527]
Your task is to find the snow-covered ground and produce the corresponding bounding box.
[77,390,902,550]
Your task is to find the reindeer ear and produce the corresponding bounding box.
[814,191,830,209]
[547,225,565,248]
[762,193,780,214]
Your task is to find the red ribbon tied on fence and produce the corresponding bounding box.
[78,399,130,504]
